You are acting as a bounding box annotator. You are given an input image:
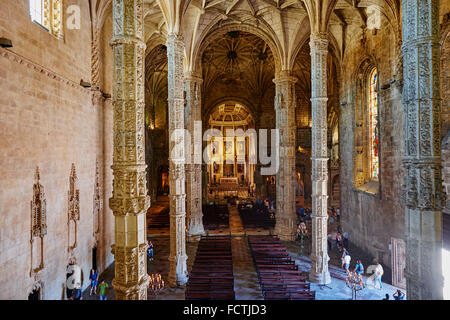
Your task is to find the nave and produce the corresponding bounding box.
[81,203,402,301]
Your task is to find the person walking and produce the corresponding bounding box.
[341,248,350,268]
[327,233,333,252]
[89,268,98,296]
[98,280,109,300]
[336,208,340,222]
[343,231,349,249]
[336,232,343,252]
[343,252,351,274]
[354,259,364,276]
[374,262,384,289]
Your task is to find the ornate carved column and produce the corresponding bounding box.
[253,111,263,198]
[309,33,331,285]
[109,0,150,300]
[273,72,297,241]
[167,33,188,286]
[185,72,205,240]
[402,0,445,300]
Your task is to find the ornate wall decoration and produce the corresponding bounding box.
[68,163,80,255]
[93,159,102,247]
[30,166,47,277]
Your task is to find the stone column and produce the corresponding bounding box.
[109,0,149,300]
[166,33,188,286]
[253,112,263,198]
[185,73,205,240]
[273,72,297,241]
[402,0,445,300]
[309,34,331,285]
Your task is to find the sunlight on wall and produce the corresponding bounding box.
[443,248,450,299]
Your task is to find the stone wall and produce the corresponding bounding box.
[339,20,405,269]
[0,0,113,299]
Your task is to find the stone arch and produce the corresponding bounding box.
[203,97,258,124]
[193,23,282,76]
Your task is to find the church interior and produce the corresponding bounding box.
[0,0,449,301]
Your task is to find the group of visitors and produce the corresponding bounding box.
[297,207,312,221]
[383,290,406,300]
[88,269,108,300]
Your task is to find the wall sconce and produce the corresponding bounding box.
[80,80,91,88]
[0,37,13,48]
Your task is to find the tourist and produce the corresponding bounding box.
[382,294,390,300]
[89,268,98,296]
[343,231,349,249]
[336,232,343,251]
[393,289,405,300]
[354,260,364,275]
[341,248,349,268]
[98,280,109,300]
[374,261,384,289]
[148,240,154,261]
[343,251,351,273]
[327,233,333,252]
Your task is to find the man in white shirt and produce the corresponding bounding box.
[344,253,351,273]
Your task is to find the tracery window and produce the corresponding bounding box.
[368,68,379,181]
[354,63,380,193]
[29,0,63,37]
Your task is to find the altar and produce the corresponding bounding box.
[220,177,238,185]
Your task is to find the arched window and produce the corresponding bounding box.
[354,62,380,193]
[29,0,63,37]
[368,68,379,181]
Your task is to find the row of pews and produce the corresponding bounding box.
[237,204,275,229]
[147,206,170,230]
[185,236,235,300]
[202,204,230,229]
[248,235,315,300]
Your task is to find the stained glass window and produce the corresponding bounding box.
[29,0,62,37]
[369,68,379,180]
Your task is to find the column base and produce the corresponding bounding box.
[274,218,296,241]
[168,255,188,287]
[187,217,205,242]
[309,269,331,285]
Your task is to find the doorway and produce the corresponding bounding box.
[391,237,406,289]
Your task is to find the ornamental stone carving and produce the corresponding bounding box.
[110,0,150,300]
[309,34,331,285]
[68,163,80,254]
[402,0,445,300]
[30,166,47,277]
[273,72,297,241]
[185,73,205,240]
[167,33,189,286]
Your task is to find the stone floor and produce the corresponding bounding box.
[82,235,402,300]
[82,205,403,300]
